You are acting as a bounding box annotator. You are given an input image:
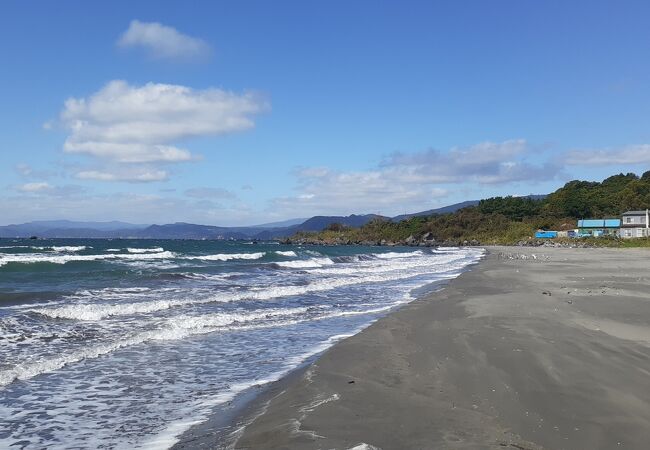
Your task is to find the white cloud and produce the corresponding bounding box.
[14,183,86,197]
[55,80,268,182]
[60,80,267,163]
[18,182,51,192]
[118,20,210,61]
[75,169,168,183]
[565,144,650,165]
[64,142,193,164]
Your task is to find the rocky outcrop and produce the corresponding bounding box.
[280,234,481,247]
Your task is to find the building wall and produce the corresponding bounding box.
[620,227,649,238]
[622,215,647,226]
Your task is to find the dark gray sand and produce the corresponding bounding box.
[188,247,650,449]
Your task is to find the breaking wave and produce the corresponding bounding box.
[274,257,334,268]
[127,247,164,253]
[31,252,476,321]
[0,307,310,387]
[0,251,176,267]
[186,252,266,261]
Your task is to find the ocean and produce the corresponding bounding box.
[0,238,483,449]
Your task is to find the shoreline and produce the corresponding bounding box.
[213,246,650,449]
[171,260,478,450]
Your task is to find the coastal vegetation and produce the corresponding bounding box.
[290,172,650,246]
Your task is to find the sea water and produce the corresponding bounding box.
[0,239,483,449]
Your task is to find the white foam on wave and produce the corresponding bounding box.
[275,257,334,268]
[187,252,265,261]
[2,298,397,392]
[347,444,381,450]
[35,298,184,321]
[0,307,309,387]
[0,248,486,449]
[374,250,423,259]
[0,251,177,267]
[178,272,241,281]
[275,250,297,257]
[32,250,483,321]
[306,250,468,276]
[51,246,89,252]
[64,286,155,301]
[30,245,89,252]
[127,247,164,253]
[0,245,88,252]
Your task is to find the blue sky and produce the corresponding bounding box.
[2,0,650,226]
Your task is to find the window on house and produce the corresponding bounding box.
[626,217,632,223]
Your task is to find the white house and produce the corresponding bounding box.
[620,210,650,238]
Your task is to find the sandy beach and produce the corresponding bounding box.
[180,246,650,449]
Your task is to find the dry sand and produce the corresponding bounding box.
[183,247,650,449]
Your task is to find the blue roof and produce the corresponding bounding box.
[578,219,621,228]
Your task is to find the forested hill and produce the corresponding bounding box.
[290,172,650,246]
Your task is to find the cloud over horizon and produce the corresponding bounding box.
[118,20,211,61]
[382,139,560,184]
[270,166,450,216]
[0,189,255,226]
[269,140,561,217]
[566,144,650,166]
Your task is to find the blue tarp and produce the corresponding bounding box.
[535,231,558,239]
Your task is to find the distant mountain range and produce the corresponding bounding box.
[391,200,481,222]
[390,195,546,222]
[0,214,388,240]
[0,197,545,239]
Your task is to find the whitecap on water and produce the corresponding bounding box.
[127,247,164,253]
[186,252,266,261]
[275,257,334,268]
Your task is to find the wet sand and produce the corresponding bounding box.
[188,247,650,449]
